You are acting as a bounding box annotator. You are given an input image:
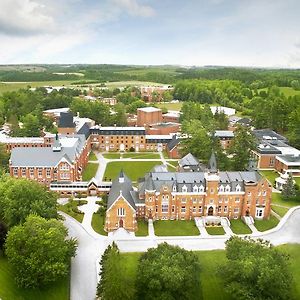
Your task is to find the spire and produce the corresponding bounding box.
[208,152,217,173]
[52,134,61,152]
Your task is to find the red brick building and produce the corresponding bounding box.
[137,107,163,127]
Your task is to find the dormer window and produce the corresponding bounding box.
[225,185,231,192]
[182,185,188,193]
[236,184,241,192]
[193,185,198,193]
[173,185,177,192]
[199,185,204,192]
[219,185,224,192]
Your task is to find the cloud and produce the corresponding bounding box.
[0,0,55,35]
[112,0,155,17]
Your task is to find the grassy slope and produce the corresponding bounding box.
[153,220,200,236]
[259,170,279,185]
[120,244,300,300]
[103,161,160,181]
[230,219,252,234]
[254,215,279,232]
[91,213,107,236]
[272,205,290,217]
[82,163,98,181]
[206,226,226,235]
[272,192,300,208]
[0,255,69,300]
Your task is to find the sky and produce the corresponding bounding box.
[0,0,299,67]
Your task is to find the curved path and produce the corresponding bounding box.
[62,199,300,300]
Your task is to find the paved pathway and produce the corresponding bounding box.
[61,198,300,300]
[148,219,155,237]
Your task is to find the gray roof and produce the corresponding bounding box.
[253,129,288,142]
[10,134,86,167]
[59,112,75,128]
[214,130,234,138]
[107,171,136,210]
[179,153,199,167]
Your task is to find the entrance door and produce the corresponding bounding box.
[119,219,124,228]
[246,210,250,217]
[208,206,214,216]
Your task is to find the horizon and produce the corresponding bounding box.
[0,0,300,68]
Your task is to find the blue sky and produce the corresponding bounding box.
[0,0,299,67]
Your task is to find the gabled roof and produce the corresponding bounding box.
[167,136,180,151]
[107,171,136,211]
[58,112,75,128]
[179,153,199,167]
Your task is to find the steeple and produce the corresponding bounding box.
[119,169,125,183]
[208,152,217,173]
[52,133,62,152]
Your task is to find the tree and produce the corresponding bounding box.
[0,143,10,171]
[112,103,127,126]
[0,221,7,250]
[5,215,77,288]
[229,125,255,170]
[282,173,296,199]
[21,113,41,136]
[97,242,135,300]
[0,177,58,228]
[136,243,200,300]
[220,236,292,300]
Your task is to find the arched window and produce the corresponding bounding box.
[193,185,198,193]
[219,185,224,192]
[199,185,204,192]
[225,185,231,192]
[182,185,188,193]
[236,184,241,192]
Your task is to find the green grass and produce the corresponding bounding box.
[166,160,178,170]
[153,220,200,236]
[122,152,160,159]
[119,245,300,300]
[91,213,108,236]
[259,170,279,185]
[156,102,183,111]
[206,226,226,235]
[279,87,300,97]
[88,151,98,161]
[0,254,70,300]
[271,205,290,217]
[254,215,279,232]
[136,220,148,236]
[58,200,86,223]
[82,163,98,181]
[105,81,164,89]
[272,192,300,208]
[104,161,160,181]
[230,219,252,234]
[103,153,121,159]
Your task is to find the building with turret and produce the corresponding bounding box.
[105,153,272,232]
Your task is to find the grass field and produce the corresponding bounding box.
[206,226,226,235]
[230,219,252,234]
[272,192,300,208]
[259,170,279,185]
[103,161,159,181]
[272,205,290,217]
[156,102,183,111]
[103,153,120,159]
[258,87,300,97]
[58,200,86,223]
[82,163,98,181]
[88,152,98,161]
[105,81,164,89]
[166,161,178,170]
[91,213,107,236]
[136,220,148,236]
[119,244,300,300]
[122,153,160,159]
[254,215,279,232]
[0,254,70,300]
[153,220,200,236]
[0,80,75,94]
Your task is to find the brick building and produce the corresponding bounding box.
[137,107,163,126]
[140,86,173,102]
[214,130,235,149]
[105,153,272,232]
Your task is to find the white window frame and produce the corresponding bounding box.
[117,207,125,217]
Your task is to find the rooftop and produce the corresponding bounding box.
[138,107,161,113]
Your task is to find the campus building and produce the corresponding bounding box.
[105,153,272,232]
[140,85,173,102]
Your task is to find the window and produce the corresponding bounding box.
[235,197,240,203]
[269,158,275,167]
[219,198,222,203]
[218,206,222,213]
[199,206,202,213]
[181,206,186,213]
[210,188,214,194]
[182,185,187,193]
[199,185,204,192]
[256,208,264,218]
[193,185,198,193]
[224,198,228,203]
[155,205,158,213]
[38,168,42,178]
[21,168,26,177]
[60,163,70,171]
[148,197,152,202]
[193,198,197,204]
[225,185,231,192]
[172,205,175,213]
[29,168,34,177]
[219,185,224,192]
[234,208,239,213]
[193,206,196,213]
[262,191,266,196]
[173,185,176,192]
[181,198,186,203]
[248,192,252,196]
[236,184,241,192]
[224,206,228,213]
[162,204,168,213]
[209,199,214,204]
[46,168,51,178]
[117,208,125,216]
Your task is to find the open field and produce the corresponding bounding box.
[120,244,300,300]
[230,219,252,234]
[105,81,164,89]
[0,254,69,300]
[156,101,183,111]
[258,87,300,97]
[254,215,279,231]
[206,226,226,235]
[153,220,200,236]
[103,161,159,181]
[136,220,148,236]
[91,213,107,236]
[116,67,179,76]
[82,163,98,181]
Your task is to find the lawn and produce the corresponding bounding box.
[91,213,107,236]
[122,152,160,159]
[119,245,300,300]
[105,81,164,89]
[271,205,290,217]
[206,226,226,235]
[230,219,252,234]
[88,151,98,161]
[156,101,183,111]
[58,199,86,223]
[82,163,98,181]
[272,192,300,208]
[166,161,178,170]
[103,153,120,159]
[259,170,279,185]
[136,220,148,236]
[0,254,70,300]
[153,220,200,236]
[104,161,160,181]
[254,215,279,232]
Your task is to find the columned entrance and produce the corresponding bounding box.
[208,206,214,216]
